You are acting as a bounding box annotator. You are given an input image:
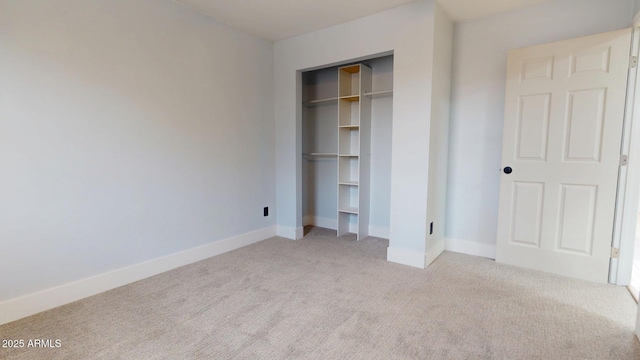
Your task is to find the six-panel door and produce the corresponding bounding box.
[496,28,632,283]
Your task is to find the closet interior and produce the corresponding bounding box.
[302,55,394,240]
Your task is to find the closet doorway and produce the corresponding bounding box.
[301,55,393,240]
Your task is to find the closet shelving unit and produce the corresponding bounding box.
[304,97,339,107]
[302,58,392,241]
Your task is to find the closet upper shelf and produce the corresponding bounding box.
[339,95,360,102]
[303,153,338,157]
[304,89,391,106]
[364,89,393,97]
[303,97,338,107]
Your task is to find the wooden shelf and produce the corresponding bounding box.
[340,65,360,74]
[364,89,393,98]
[304,97,338,107]
[339,95,360,102]
[338,207,359,215]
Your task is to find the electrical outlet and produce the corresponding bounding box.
[263,207,269,217]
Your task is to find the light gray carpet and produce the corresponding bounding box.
[1,227,639,359]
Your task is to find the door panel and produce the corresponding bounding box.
[556,184,597,255]
[511,181,544,247]
[517,94,551,161]
[496,28,632,283]
[565,88,606,162]
[570,47,611,75]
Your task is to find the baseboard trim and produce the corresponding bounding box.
[303,215,389,239]
[386,246,426,269]
[304,215,357,233]
[276,225,303,240]
[445,237,496,259]
[303,215,336,230]
[0,226,276,326]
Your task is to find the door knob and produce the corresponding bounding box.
[503,167,513,174]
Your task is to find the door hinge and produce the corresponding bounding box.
[631,56,638,69]
[620,154,629,166]
[611,247,620,259]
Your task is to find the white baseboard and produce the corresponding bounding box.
[276,225,303,240]
[445,237,496,259]
[303,215,389,239]
[0,226,276,326]
[386,246,427,269]
[303,215,336,230]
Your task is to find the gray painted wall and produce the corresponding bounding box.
[0,0,275,302]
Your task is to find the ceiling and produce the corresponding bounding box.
[173,0,555,41]
[439,0,554,22]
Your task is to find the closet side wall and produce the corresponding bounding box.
[302,69,338,229]
[425,2,453,263]
[368,57,394,238]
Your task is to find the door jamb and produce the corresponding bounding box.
[610,25,640,285]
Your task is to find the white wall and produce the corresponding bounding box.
[302,68,339,227]
[274,1,439,267]
[369,56,394,236]
[426,2,454,264]
[635,0,640,19]
[0,0,275,303]
[445,0,634,259]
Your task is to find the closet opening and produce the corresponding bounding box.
[301,54,394,240]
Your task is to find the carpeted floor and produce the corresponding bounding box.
[1,227,639,359]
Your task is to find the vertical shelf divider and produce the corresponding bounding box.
[358,65,372,240]
[337,64,371,240]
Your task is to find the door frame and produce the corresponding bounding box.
[611,24,640,285]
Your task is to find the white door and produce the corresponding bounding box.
[496,28,632,283]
